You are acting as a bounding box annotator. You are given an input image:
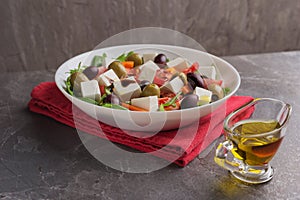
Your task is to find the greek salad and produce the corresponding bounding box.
[64,51,230,111]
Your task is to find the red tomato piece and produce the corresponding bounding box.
[160,91,176,99]
[158,97,170,105]
[153,76,165,87]
[153,69,173,86]
[183,62,199,74]
[164,101,180,111]
[203,78,223,89]
[99,85,105,95]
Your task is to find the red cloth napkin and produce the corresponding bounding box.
[28,82,254,167]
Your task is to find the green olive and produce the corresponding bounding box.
[141,84,160,97]
[178,72,188,85]
[70,72,89,87]
[126,53,143,67]
[108,61,127,79]
[207,84,224,102]
[70,72,89,96]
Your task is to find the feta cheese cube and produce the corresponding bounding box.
[160,76,185,94]
[143,53,157,63]
[81,80,101,101]
[131,96,158,111]
[138,61,160,83]
[103,57,115,68]
[167,57,189,72]
[97,69,120,87]
[198,66,217,79]
[194,87,212,105]
[113,77,141,102]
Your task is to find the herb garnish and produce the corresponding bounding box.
[116,51,134,62]
[91,53,107,67]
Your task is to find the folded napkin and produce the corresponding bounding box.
[28,82,254,167]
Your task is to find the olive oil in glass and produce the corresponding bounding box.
[230,120,282,166]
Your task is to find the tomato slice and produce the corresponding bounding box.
[99,85,105,95]
[164,101,180,111]
[203,78,223,89]
[153,69,174,86]
[153,76,166,87]
[158,97,170,105]
[183,62,199,74]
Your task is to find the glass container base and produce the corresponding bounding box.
[230,165,274,184]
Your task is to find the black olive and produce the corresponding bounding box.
[180,94,199,109]
[154,54,167,65]
[187,72,204,89]
[211,94,219,102]
[103,93,120,105]
[83,66,99,80]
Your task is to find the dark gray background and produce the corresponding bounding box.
[1,0,300,72]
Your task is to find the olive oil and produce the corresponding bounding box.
[230,120,283,166]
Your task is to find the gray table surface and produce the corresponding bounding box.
[0,51,300,200]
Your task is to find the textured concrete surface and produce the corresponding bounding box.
[0,51,299,199]
[1,0,300,72]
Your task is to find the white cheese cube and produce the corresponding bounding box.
[97,69,120,87]
[167,57,189,72]
[194,87,212,105]
[138,61,160,83]
[143,53,157,63]
[198,66,217,79]
[131,96,158,111]
[113,77,141,102]
[81,80,101,101]
[103,57,115,68]
[160,76,184,94]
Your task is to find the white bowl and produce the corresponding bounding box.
[55,44,240,132]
